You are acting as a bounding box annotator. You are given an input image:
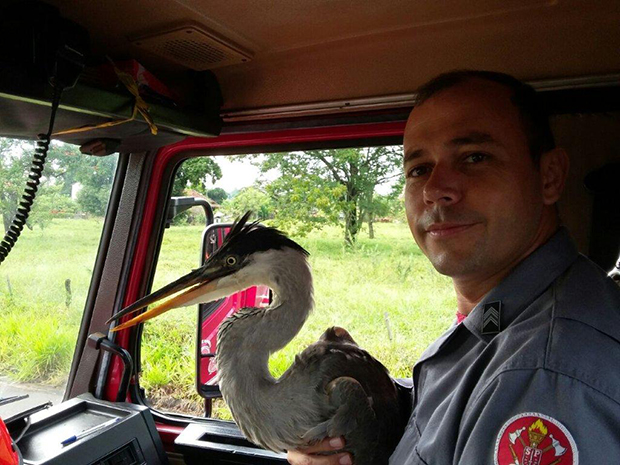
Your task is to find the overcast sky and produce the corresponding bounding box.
[205,156,267,193]
[205,154,399,196]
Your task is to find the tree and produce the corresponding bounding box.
[207,187,228,205]
[29,185,78,229]
[0,138,95,231]
[0,138,34,233]
[257,147,403,245]
[221,187,273,221]
[361,174,405,238]
[45,142,92,197]
[0,137,123,229]
[172,157,222,197]
[44,142,119,217]
[76,155,118,216]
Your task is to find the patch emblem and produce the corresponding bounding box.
[482,301,502,334]
[495,413,578,465]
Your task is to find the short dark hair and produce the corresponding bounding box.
[414,70,555,162]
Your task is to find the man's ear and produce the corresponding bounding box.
[539,147,570,205]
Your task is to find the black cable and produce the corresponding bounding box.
[0,84,63,264]
[13,416,31,444]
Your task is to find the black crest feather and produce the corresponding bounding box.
[216,211,309,259]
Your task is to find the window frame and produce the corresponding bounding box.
[105,122,406,430]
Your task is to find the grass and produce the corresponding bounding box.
[0,218,103,385]
[0,217,456,421]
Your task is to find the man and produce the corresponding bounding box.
[287,70,620,464]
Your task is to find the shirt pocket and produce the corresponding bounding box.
[389,415,423,464]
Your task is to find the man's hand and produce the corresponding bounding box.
[287,437,352,465]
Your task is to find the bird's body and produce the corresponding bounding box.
[216,248,405,463]
[108,213,407,464]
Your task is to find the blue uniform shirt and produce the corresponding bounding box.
[390,228,620,464]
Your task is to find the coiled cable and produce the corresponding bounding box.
[0,84,63,264]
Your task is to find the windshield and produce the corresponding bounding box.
[0,137,118,416]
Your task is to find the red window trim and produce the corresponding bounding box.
[105,121,406,414]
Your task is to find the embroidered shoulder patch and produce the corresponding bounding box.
[495,412,578,465]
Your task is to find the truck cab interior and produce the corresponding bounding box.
[0,0,618,464]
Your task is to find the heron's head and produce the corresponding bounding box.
[107,211,308,332]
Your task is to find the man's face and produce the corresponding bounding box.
[403,80,547,280]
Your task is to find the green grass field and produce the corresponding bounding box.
[0,218,456,419]
[0,218,103,385]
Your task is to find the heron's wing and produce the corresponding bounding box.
[299,376,375,438]
[301,376,378,464]
[286,328,407,464]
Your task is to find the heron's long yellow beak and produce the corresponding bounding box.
[110,278,220,332]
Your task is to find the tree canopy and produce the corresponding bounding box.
[221,187,273,221]
[0,137,121,233]
[257,146,403,244]
[207,187,228,205]
[172,157,222,197]
[0,138,34,232]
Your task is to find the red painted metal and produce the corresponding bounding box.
[103,121,406,436]
[199,285,270,385]
[154,423,185,452]
[0,419,18,465]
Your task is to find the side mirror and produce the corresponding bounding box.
[195,222,271,414]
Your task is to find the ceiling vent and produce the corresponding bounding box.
[131,24,252,70]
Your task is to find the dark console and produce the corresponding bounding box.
[175,422,287,464]
[14,394,167,465]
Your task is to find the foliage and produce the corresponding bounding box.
[256,147,403,245]
[361,177,406,238]
[30,185,79,229]
[46,142,94,196]
[0,137,120,232]
[263,172,345,237]
[75,155,118,216]
[0,138,34,232]
[172,157,222,197]
[207,187,228,205]
[221,186,274,221]
[45,142,118,217]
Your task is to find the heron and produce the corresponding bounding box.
[107,211,407,464]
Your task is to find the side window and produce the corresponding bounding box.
[141,148,456,419]
[0,137,118,410]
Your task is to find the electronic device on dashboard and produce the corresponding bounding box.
[12,394,168,465]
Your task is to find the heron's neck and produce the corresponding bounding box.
[217,248,313,384]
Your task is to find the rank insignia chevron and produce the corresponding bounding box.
[482,301,502,334]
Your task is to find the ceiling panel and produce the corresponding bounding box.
[20,0,620,112]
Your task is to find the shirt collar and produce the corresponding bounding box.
[462,227,579,343]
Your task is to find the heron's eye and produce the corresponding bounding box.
[225,256,238,266]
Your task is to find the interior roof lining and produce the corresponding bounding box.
[42,0,620,112]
